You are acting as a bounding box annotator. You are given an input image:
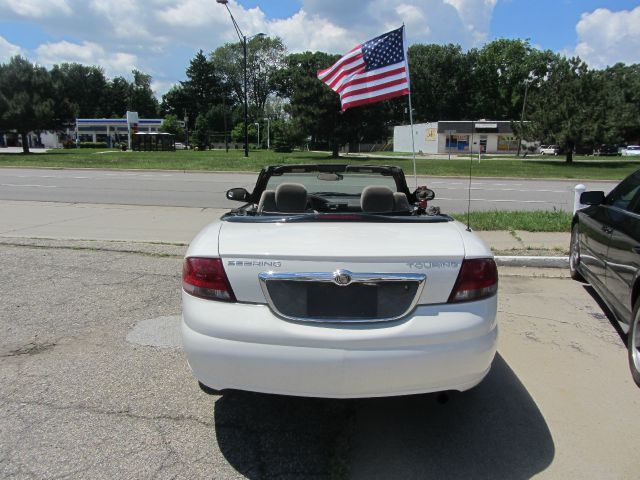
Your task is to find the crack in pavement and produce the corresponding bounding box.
[0,397,212,429]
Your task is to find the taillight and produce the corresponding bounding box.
[448,258,498,303]
[182,257,236,302]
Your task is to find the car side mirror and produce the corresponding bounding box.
[226,187,250,202]
[413,187,435,201]
[580,191,605,205]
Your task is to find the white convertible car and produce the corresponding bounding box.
[182,164,498,398]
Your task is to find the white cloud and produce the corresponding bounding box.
[151,79,177,97]
[0,36,23,62]
[267,11,351,53]
[0,0,501,97]
[1,0,72,18]
[572,6,640,68]
[35,40,138,77]
[443,0,497,43]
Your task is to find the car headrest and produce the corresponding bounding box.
[393,192,411,212]
[258,190,277,212]
[361,185,395,212]
[275,183,308,213]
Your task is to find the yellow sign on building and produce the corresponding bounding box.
[425,128,437,141]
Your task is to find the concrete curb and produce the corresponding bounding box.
[495,255,569,268]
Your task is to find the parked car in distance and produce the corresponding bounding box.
[182,164,498,398]
[593,144,620,156]
[621,145,640,156]
[539,145,560,155]
[174,142,187,150]
[570,168,640,387]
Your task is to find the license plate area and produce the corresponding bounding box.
[307,283,377,319]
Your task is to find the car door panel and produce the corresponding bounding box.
[603,207,640,326]
[578,206,610,280]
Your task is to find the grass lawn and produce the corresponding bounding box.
[450,210,572,232]
[0,148,638,180]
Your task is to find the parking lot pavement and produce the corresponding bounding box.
[0,241,638,479]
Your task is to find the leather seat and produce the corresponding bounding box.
[258,183,308,213]
[361,185,395,213]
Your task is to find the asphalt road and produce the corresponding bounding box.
[0,239,638,479]
[0,167,618,212]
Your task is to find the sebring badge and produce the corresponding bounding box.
[333,269,352,286]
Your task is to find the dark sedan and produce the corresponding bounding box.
[570,169,640,387]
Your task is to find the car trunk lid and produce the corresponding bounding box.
[219,221,465,308]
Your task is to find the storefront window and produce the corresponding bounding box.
[446,134,469,151]
[498,135,518,152]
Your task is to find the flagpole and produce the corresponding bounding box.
[403,24,418,189]
[407,90,417,189]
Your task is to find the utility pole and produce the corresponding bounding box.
[217,0,263,158]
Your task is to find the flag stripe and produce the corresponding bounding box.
[341,88,410,110]
[326,59,365,89]
[337,67,407,95]
[340,77,408,100]
[317,26,408,111]
[341,83,410,105]
[317,47,362,80]
[332,62,406,93]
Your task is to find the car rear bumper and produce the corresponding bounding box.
[182,293,498,398]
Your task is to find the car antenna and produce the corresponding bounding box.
[466,123,474,232]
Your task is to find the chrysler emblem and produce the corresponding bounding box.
[333,270,352,286]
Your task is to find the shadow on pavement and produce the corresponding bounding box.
[582,284,628,345]
[214,353,554,479]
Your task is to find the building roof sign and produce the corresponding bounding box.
[76,118,164,126]
[436,120,512,134]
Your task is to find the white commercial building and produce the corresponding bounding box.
[76,117,165,147]
[394,121,520,155]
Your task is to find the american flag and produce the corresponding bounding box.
[317,26,409,111]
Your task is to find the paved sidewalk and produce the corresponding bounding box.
[0,200,569,253]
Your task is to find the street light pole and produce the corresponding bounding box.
[217,0,251,157]
[242,35,248,157]
[517,75,535,157]
[254,122,260,148]
[264,117,270,149]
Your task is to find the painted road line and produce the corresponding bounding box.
[0,184,57,188]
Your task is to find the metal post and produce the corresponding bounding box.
[517,78,531,157]
[264,117,270,149]
[184,112,189,148]
[574,184,586,214]
[223,97,228,152]
[402,24,417,188]
[243,36,248,157]
[255,122,260,148]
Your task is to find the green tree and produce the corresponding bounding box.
[50,63,108,118]
[159,114,185,141]
[211,35,286,119]
[595,63,640,145]
[129,70,159,117]
[0,56,73,153]
[103,76,132,117]
[408,44,475,121]
[230,121,258,144]
[526,55,596,162]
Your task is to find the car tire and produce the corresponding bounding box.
[628,303,640,388]
[569,224,585,281]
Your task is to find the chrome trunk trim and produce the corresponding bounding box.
[258,270,426,323]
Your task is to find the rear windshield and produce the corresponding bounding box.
[266,172,398,196]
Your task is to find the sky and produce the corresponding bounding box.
[0,0,639,97]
